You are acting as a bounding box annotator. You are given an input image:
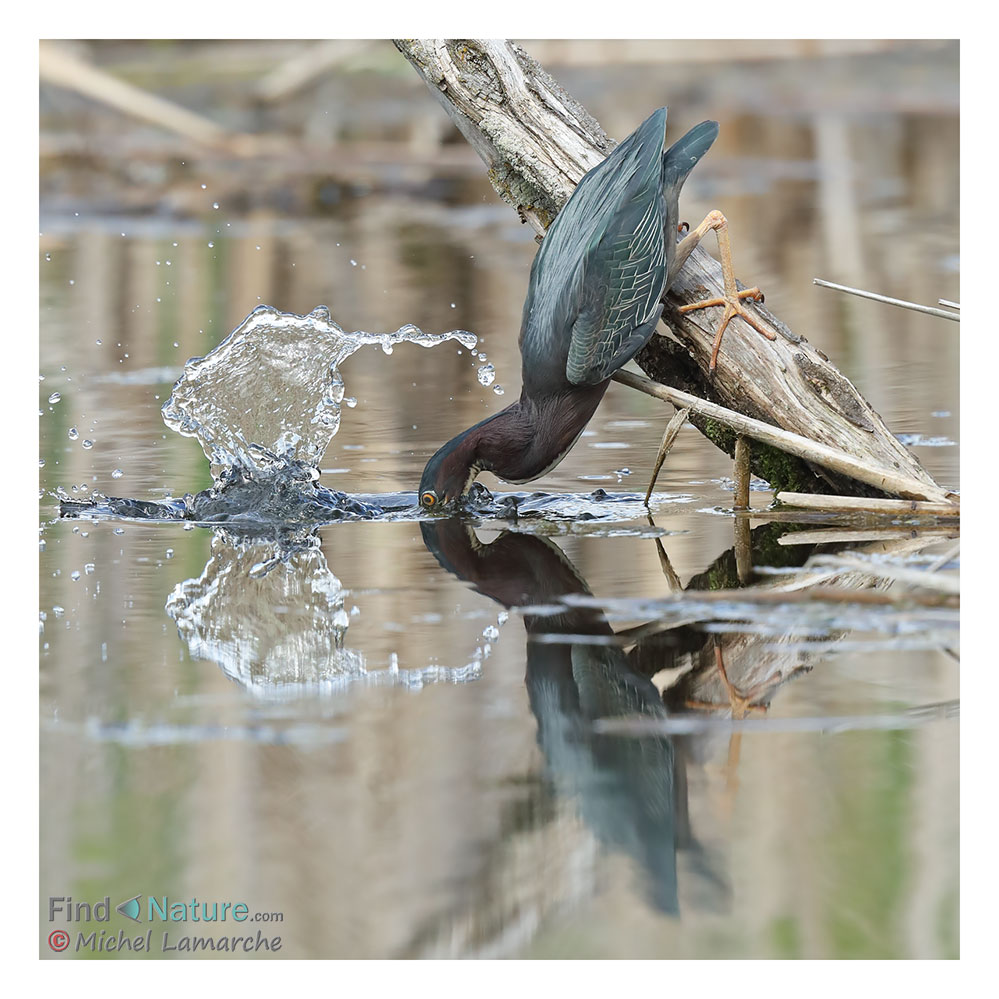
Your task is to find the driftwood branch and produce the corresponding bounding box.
[394,39,952,505]
[614,370,952,502]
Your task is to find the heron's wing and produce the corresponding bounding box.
[564,193,667,386]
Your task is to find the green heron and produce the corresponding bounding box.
[419,107,773,510]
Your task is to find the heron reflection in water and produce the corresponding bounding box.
[421,519,725,914]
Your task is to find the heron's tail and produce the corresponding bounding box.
[663,120,719,188]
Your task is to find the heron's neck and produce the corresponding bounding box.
[471,383,609,484]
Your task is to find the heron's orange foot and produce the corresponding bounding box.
[678,288,776,371]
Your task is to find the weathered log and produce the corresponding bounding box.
[394,38,953,505]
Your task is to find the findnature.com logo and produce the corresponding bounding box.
[46,895,284,955]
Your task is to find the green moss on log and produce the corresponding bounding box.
[699,418,823,495]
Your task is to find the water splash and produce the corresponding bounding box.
[161,304,476,480]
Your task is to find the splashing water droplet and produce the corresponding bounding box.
[48,392,61,404]
[82,440,94,450]
[67,427,79,440]
[477,363,495,386]
[160,305,477,482]
[111,468,124,479]
[493,385,505,396]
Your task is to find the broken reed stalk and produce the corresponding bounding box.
[813,278,961,322]
[612,369,954,504]
[733,436,751,510]
[775,491,959,517]
[643,406,690,505]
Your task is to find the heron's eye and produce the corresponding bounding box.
[421,491,437,508]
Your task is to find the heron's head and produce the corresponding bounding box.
[419,429,482,511]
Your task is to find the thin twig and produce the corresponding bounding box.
[928,540,960,573]
[778,527,957,546]
[813,278,960,322]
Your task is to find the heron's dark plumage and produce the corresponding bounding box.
[420,108,719,506]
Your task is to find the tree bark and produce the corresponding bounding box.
[394,39,952,505]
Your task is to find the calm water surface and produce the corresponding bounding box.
[39,44,958,959]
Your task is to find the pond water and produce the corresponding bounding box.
[39,42,958,959]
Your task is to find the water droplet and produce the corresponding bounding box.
[113,527,124,535]
[95,339,102,346]
[67,427,79,440]
[111,468,124,479]
[493,385,505,396]
[477,363,496,386]
[82,440,94,450]
[38,458,45,468]
[71,570,81,582]
[48,392,61,404]
[165,548,174,559]
[84,563,95,575]
[212,202,220,210]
